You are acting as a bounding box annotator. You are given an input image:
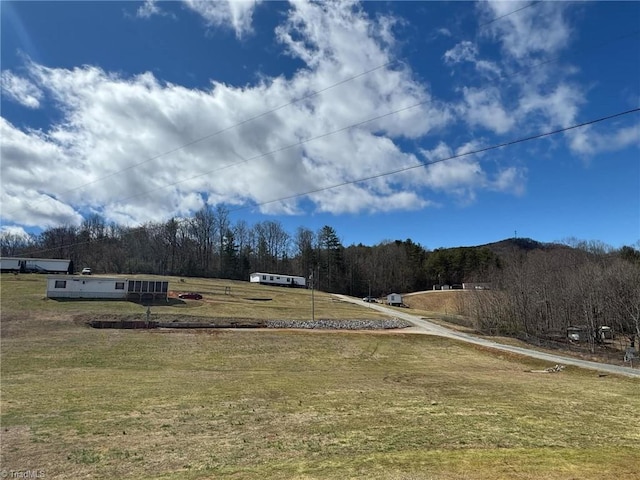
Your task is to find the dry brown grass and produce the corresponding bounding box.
[2,274,640,479]
[403,291,466,315]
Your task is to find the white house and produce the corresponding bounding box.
[46,276,168,301]
[386,293,403,306]
[249,272,306,288]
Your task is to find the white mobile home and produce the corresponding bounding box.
[1,257,71,274]
[249,272,306,288]
[386,293,403,306]
[0,257,21,272]
[47,276,168,301]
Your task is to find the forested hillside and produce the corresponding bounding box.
[461,240,640,351]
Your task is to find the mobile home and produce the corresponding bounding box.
[47,276,168,301]
[0,257,21,272]
[249,272,306,288]
[1,257,71,274]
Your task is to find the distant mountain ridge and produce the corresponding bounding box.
[474,237,572,256]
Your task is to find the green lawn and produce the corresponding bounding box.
[1,274,639,479]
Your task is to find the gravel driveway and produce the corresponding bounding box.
[335,295,640,378]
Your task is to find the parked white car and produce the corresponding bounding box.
[81,267,92,275]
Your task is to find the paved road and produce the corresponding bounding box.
[336,295,640,378]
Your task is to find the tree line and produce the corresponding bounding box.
[1,206,500,295]
[2,207,638,346]
[460,240,640,351]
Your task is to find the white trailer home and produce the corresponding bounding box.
[0,257,21,272]
[47,276,168,301]
[386,293,403,306]
[47,276,126,299]
[249,272,306,288]
[1,257,71,274]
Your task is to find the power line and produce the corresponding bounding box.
[90,22,640,209]
[2,60,395,217]
[478,1,540,28]
[103,98,433,206]
[19,107,640,256]
[234,108,640,212]
[3,3,637,239]
[2,0,547,218]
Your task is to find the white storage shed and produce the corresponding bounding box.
[386,293,403,306]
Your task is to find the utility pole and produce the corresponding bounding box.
[309,268,315,323]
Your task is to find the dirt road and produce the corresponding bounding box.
[336,295,640,378]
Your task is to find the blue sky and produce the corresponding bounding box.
[1,0,639,250]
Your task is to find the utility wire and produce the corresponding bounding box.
[1,61,394,217]
[20,107,640,257]
[235,108,640,212]
[104,99,433,205]
[2,0,543,217]
[4,2,637,239]
[477,1,540,28]
[93,22,640,209]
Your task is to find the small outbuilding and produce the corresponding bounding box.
[386,293,403,307]
[598,326,613,341]
[567,326,589,343]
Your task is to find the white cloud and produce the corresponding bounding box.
[1,183,84,229]
[444,41,477,64]
[458,87,514,135]
[443,40,501,79]
[419,142,485,193]
[517,83,584,129]
[183,0,262,38]
[417,140,527,201]
[312,185,428,215]
[0,224,32,241]
[568,123,640,156]
[1,71,43,108]
[136,0,160,18]
[1,1,456,230]
[491,166,526,196]
[3,0,596,233]
[481,1,572,61]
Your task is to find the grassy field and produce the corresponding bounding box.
[402,291,465,317]
[1,274,639,479]
[0,273,390,323]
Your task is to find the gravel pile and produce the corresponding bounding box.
[266,318,411,330]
